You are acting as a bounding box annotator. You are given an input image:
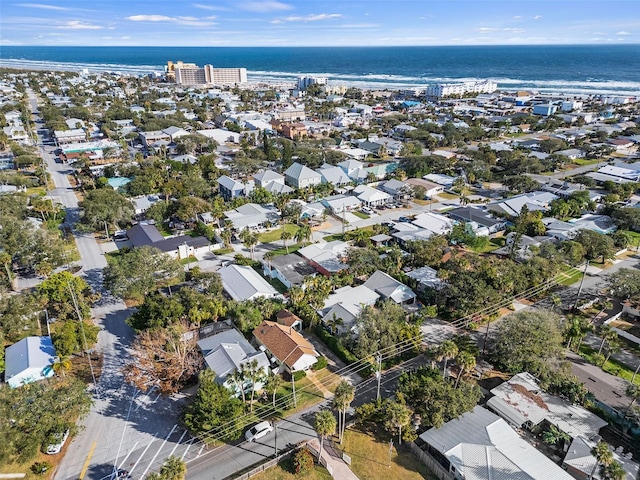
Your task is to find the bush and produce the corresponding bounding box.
[31,462,52,475]
[291,448,314,475]
[293,370,307,382]
[312,355,328,371]
[315,325,358,364]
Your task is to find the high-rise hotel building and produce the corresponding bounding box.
[166,61,247,86]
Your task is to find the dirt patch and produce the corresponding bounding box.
[71,352,103,384]
[511,383,549,411]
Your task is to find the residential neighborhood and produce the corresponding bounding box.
[1,64,640,480]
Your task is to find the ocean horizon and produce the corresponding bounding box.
[1,45,639,96]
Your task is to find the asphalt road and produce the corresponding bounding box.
[23,91,194,480]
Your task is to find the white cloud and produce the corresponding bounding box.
[240,1,292,13]
[513,15,522,19]
[477,27,524,34]
[533,15,542,20]
[57,20,103,30]
[616,31,631,36]
[14,3,73,11]
[339,23,379,29]
[276,13,341,23]
[192,3,231,11]
[126,14,216,26]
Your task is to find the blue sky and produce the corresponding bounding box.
[1,0,639,47]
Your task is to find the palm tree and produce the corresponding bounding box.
[454,351,476,388]
[314,410,337,464]
[51,355,72,378]
[0,251,15,291]
[294,224,312,246]
[229,369,247,408]
[437,340,459,379]
[264,371,283,408]
[598,325,618,354]
[242,359,265,412]
[263,251,274,275]
[280,230,292,253]
[542,424,570,448]
[326,313,344,335]
[332,380,355,444]
[239,228,259,260]
[591,441,614,479]
[604,337,621,364]
[384,401,412,445]
[159,456,187,480]
[220,229,232,248]
[604,460,626,480]
[625,383,640,414]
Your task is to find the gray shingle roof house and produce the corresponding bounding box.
[125,222,211,259]
[284,162,321,189]
[197,329,270,394]
[363,270,416,304]
[418,406,574,480]
[217,175,254,201]
[219,264,279,302]
[5,336,57,388]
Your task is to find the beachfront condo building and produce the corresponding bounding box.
[166,61,247,85]
[297,76,328,90]
[426,79,497,98]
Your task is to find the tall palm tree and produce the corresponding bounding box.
[314,410,336,464]
[384,401,412,445]
[326,313,343,335]
[437,340,459,379]
[598,325,618,354]
[591,441,614,479]
[332,380,355,444]
[280,230,292,253]
[604,337,621,364]
[604,461,626,480]
[242,359,265,412]
[0,251,15,291]
[264,371,283,408]
[229,369,247,408]
[454,351,476,388]
[239,228,259,260]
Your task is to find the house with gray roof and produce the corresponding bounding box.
[406,266,445,291]
[317,164,352,186]
[284,162,322,189]
[298,241,349,276]
[218,175,254,201]
[197,328,270,395]
[418,406,574,480]
[321,285,379,334]
[219,264,279,302]
[262,253,316,289]
[563,436,639,480]
[5,336,57,388]
[125,222,211,259]
[486,191,558,217]
[223,203,280,231]
[363,270,416,305]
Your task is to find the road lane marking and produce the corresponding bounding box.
[118,441,138,469]
[140,425,177,479]
[180,438,194,461]
[78,441,97,480]
[128,433,158,476]
[169,431,188,457]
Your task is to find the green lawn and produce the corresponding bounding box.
[323,233,345,242]
[268,244,302,256]
[342,429,437,480]
[573,158,599,166]
[180,256,198,265]
[251,265,288,294]
[213,247,234,255]
[577,344,639,382]
[435,192,459,200]
[471,238,504,253]
[259,224,299,243]
[557,265,584,286]
[249,458,332,480]
[352,211,369,219]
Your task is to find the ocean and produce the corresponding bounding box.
[1,45,639,96]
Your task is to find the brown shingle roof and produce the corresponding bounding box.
[253,321,317,369]
[275,309,302,328]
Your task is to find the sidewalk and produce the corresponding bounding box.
[582,332,640,373]
[307,438,359,480]
[306,371,333,399]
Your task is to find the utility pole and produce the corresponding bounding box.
[376,353,383,401]
[67,280,97,389]
[273,420,278,457]
[632,362,640,385]
[44,309,50,336]
[573,261,590,311]
[104,221,110,240]
[292,374,297,407]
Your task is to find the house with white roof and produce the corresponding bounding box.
[486,191,558,217]
[424,173,457,188]
[321,194,362,215]
[317,164,352,186]
[418,406,574,480]
[406,266,445,291]
[284,162,322,189]
[321,284,380,334]
[196,128,242,144]
[486,372,607,440]
[223,203,280,231]
[363,270,416,305]
[219,264,279,302]
[353,184,392,207]
[298,241,349,276]
[4,336,57,388]
[411,212,454,236]
[254,169,294,195]
[563,436,639,480]
[197,328,270,395]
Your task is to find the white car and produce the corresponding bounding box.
[46,429,69,454]
[245,421,273,442]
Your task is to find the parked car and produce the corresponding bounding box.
[245,421,273,442]
[398,216,413,223]
[46,429,69,454]
[361,207,373,215]
[109,469,132,480]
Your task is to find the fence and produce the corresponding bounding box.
[228,446,299,480]
[408,443,454,480]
